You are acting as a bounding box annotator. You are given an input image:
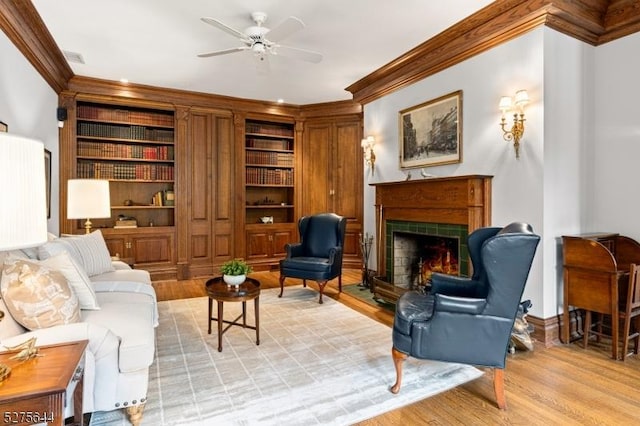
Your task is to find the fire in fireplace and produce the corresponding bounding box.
[393,231,460,289]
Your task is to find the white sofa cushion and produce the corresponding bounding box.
[40,252,100,310]
[82,291,156,373]
[1,257,81,330]
[92,280,158,327]
[39,230,114,277]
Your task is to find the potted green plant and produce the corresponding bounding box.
[220,258,253,286]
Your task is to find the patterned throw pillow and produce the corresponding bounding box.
[39,252,100,310]
[0,258,80,330]
[39,230,114,277]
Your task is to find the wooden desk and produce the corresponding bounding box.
[562,234,640,359]
[0,340,88,426]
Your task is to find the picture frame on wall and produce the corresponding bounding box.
[0,121,7,132]
[399,90,462,169]
[45,149,51,219]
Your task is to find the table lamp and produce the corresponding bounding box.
[67,179,111,233]
[0,132,49,382]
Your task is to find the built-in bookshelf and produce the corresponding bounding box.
[75,102,175,229]
[245,119,295,224]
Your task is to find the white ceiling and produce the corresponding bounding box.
[31,0,494,105]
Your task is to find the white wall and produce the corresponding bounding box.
[541,30,594,318]
[592,32,640,237]
[0,30,60,234]
[362,27,586,319]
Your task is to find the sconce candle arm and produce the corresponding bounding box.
[498,90,528,159]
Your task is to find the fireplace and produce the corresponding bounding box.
[392,231,461,289]
[371,175,492,303]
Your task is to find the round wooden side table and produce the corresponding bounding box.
[205,276,261,352]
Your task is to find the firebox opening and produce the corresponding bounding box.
[393,231,460,289]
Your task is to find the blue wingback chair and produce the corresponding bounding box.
[390,222,540,409]
[279,213,347,304]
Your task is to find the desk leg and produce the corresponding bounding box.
[563,269,570,344]
[217,301,224,352]
[255,297,260,346]
[208,297,213,334]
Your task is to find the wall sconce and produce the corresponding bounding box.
[361,136,376,175]
[499,89,529,159]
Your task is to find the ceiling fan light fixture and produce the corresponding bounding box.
[252,42,266,54]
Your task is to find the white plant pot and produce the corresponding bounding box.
[223,274,246,286]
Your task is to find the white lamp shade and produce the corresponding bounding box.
[515,89,529,106]
[67,179,111,219]
[0,133,48,250]
[498,96,512,112]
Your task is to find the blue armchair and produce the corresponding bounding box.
[390,222,540,409]
[279,213,347,304]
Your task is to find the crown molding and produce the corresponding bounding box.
[346,0,640,104]
[0,0,72,93]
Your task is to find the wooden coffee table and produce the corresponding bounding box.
[0,340,88,426]
[205,276,261,352]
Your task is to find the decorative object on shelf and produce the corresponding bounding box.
[260,216,274,224]
[220,258,253,286]
[163,189,175,206]
[361,136,376,175]
[0,132,49,383]
[67,179,111,233]
[499,89,529,159]
[0,121,7,132]
[400,90,462,168]
[358,232,374,289]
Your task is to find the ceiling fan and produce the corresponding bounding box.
[198,12,323,68]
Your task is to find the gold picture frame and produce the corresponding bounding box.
[399,90,462,168]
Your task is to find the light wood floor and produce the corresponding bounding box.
[153,270,640,425]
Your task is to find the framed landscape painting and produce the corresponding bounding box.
[399,90,462,168]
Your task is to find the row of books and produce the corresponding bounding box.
[245,151,293,167]
[246,138,292,150]
[78,122,174,142]
[77,161,174,180]
[246,122,294,137]
[78,105,174,127]
[246,167,293,186]
[78,141,174,161]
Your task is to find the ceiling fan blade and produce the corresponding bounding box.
[198,46,250,58]
[201,17,247,40]
[266,16,304,42]
[274,45,323,63]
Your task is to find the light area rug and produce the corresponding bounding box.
[90,286,482,426]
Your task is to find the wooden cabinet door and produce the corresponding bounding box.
[272,229,295,258]
[131,233,174,265]
[103,235,127,259]
[246,230,270,260]
[333,119,362,221]
[301,122,331,216]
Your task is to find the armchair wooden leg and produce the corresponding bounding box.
[338,275,342,293]
[316,280,328,304]
[390,347,408,394]
[278,275,285,298]
[126,404,145,426]
[493,368,507,409]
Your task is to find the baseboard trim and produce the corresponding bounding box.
[528,309,584,348]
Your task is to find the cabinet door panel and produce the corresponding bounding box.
[302,123,331,216]
[334,121,362,220]
[132,235,172,264]
[246,231,270,260]
[103,236,126,259]
[272,230,295,258]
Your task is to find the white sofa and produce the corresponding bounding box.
[0,232,158,426]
